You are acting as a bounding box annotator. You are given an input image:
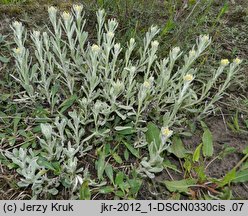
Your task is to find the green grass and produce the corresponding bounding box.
[0,0,26,4]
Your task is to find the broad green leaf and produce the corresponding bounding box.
[184,156,192,173]
[146,122,161,149]
[115,172,124,186]
[164,179,197,193]
[38,159,55,171]
[122,141,140,158]
[59,94,77,113]
[97,151,106,181]
[218,168,236,187]
[52,162,62,175]
[104,143,110,155]
[168,135,187,158]
[195,166,207,182]
[124,149,129,161]
[232,170,248,183]
[193,143,202,162]
[80,181,91,200]
[99,186,114,194]
[112,153,123,164]
[38,158,61,174]
[105,164,114,184]
[128,179,142,196]
[201,121,213,157]
[115,190,125,198]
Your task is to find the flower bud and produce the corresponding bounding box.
[91,44,100,52]
[151,40,159,48]
[161,127,173,138]
[33,30,40,38]
[130,38,135,44]
[73,4,83,13]
[171,47,180,59]
[220,59,229,66]
[106,31,115,39]
[12,21,22,28]
[189,49,196,57]
[183,74,194,82]
[201,35,210,42]
[143,81,150,88]
[62,11,71,20]
[48,6,57,14]
[13,47,21,54]
[233,58,241,65]
[130,66,136,73]
[150,25,158,33]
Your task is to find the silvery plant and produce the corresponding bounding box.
[6,4,241,198]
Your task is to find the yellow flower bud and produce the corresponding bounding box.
[73,4,83,12]
[183,74,194,82]
[189,49,196,57]
[233,58,241,64]
[62,11,71,20]
[220,59,229,66]
[173,47,180,53]
[130,38,135,44]
[91,44,100,52]
[13,47,21,54]
[202,35,209,42]
[107,31,115,38]
[33,30,40,38]
[48,6,57,14]
[171,47,180,58]
[151,40,159,48]
[143,81,150,88]
[13,21,22,28]
[161,127,173,137]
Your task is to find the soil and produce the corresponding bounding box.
[184,116,248,199]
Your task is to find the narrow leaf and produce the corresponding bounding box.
[112,153,123,164]
[193,143,202,162]
[122,141,140,158]
[201,121,213,157]
[115,172,124,186]
[80,181,91,200]
[232,170,248,183]
[164,179,197,193]
[59,94,77,113]
[168,135,187,158]
[105,164,114,184]
[146,122,161,149]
